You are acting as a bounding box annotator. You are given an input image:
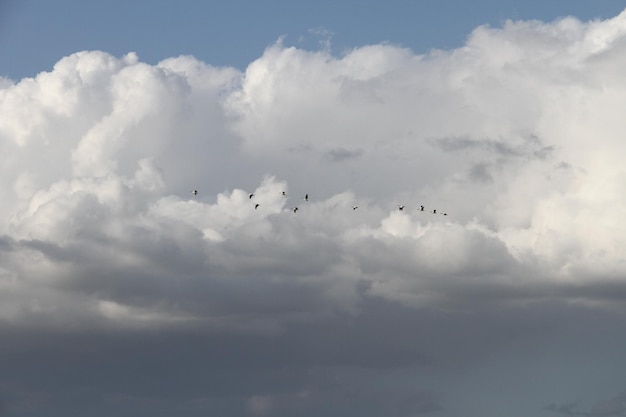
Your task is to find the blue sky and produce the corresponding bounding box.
[2,2,626,416]
[1,0,624,79]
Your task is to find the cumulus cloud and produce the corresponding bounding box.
[3,9,626,416]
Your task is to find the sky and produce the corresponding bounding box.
[2,1,626,416]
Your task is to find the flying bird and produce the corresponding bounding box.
[191,190,198,196]
[249,193,254,199]
[293,207,299,213]
[255,204,260,210]
[352,206,358,210]
[398,205,405,211]
[433,209,437,214]
[304,194,309,201]
[282,191,286,196]
[420,205,424,211]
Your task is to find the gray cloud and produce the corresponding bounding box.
[429,134,555,162]
[324,147,364,162]
[467,162,494,183]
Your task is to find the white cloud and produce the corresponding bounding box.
[2,10,626,335]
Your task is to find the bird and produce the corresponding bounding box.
[249,193,254,199]
[433,209,437,214]
[304,194,309,201]
[282,191,286,196]
[398,205,405,211]
[419,205,424,211]
[255,203,260,210]
[293,207,299,213]
[352,206,358,210]
[191,190,198,196]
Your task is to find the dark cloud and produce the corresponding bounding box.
[0,300,624,416]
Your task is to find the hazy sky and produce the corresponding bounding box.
[2,1,626,416]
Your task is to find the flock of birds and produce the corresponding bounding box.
[190,190,448,216]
